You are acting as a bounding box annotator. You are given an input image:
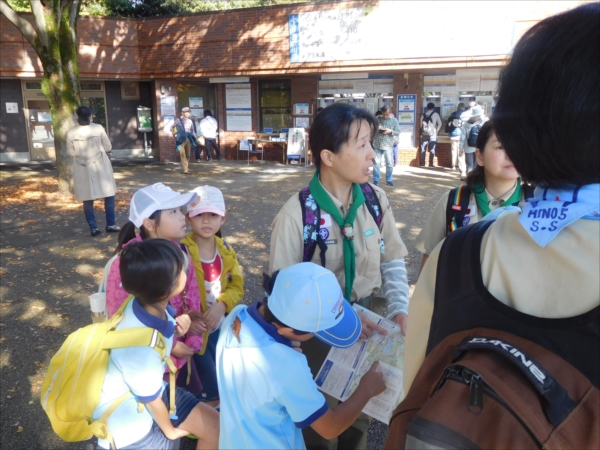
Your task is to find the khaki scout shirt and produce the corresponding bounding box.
[269,182,408,302]
[414,183,519,255]
[404,212,600,394]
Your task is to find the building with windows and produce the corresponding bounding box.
[0,0,587,165]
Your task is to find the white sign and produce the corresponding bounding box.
[226,109,252,131]
[163,115,175,133]
[479,68,500,92]
[189,97,203,108]
[398,112,415,124]
[6,102,18,113]
[226,83,251,109]
[287,127,307,159]
[456,69,481,92]
[295,103,310,115]
[160,96,176,116]
[295,117,310,128]
[290,3,516,63]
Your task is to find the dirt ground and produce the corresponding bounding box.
[0,159,460,449]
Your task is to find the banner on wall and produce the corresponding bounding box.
[289,3,515,63]
[396,94,416,148]
[226,83,252,131]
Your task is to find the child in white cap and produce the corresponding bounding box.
[180,185,244,407]
[103,183,205,396]
[216,262,386,450]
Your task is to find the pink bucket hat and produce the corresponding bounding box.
[187,186,226,218]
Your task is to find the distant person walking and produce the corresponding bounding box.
[372,106,400,186]
[172,106,198,174]
[67,105,119,237]
[200,110,222,161]
[420,102,442,167]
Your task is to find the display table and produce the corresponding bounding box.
[237,137,288,164]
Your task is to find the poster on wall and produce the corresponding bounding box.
[160,96,176,116]
[479,68,500,92]
[396,94,416,148]
[289,4,515,63]
[294,103,310,115]
[295,117,310,128]
[226,109,252,131]
[476,95,494,116]
[189,97,203,108]
[442,96,457,121]
[226,83,251,109]
[163,115,174,133]
[456,69,481,91]
[6,102,18,113]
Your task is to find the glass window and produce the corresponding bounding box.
[80,82,103,91]
[82,97,107,129]
[177,83,218,126]
[25,82,42,90]
[259,80,291,132]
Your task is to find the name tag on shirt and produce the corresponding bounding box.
[466,204,477,216]
[320,214,332,228]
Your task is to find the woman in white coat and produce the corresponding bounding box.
[67,105,119,237]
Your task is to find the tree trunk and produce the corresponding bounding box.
[1,0,82,197]
[36,5,82,197]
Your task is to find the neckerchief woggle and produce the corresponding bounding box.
[484,184,599,247]
[473,180,522,217]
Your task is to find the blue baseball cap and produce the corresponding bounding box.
[269,262,362,348]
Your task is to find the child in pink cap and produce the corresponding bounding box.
[180,185,244,407]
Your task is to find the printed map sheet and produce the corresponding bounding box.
[314,304,405,423]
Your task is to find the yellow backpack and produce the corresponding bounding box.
[40,296,177,449]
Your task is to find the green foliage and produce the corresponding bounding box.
[101,0,314,17]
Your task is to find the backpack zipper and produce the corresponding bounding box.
[439,365,544,449]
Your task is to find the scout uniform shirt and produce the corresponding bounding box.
[269,181,408,302]
[414,182,519,256]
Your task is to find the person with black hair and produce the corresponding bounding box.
[67,105,119,237]
[419,102,442,167]
[270,101,409,450]
[199,109,221,161]
[403,2,599,398]
[216,262,386,450]
[415,120,524,269]
[92,239,219,450]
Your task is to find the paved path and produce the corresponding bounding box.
[0,159,460,449]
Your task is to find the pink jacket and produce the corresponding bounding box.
[105,235,203,369]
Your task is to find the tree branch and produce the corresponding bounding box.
[30,0,49,47]
[0,0,39,48]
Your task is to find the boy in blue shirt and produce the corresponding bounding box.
[92,239,219,449]
[216,262,386,449]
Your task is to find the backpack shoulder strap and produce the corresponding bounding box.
[522,183,535,200]
[427,220,494,354]
[299,187,327,267]
[360,183,384,231]
[103,327,169,359]
[445,185,472,236]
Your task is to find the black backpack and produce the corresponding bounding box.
[384,220,600,450]
[445,183,535,235]
[444,111,463,134]
[173,118,188,146]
